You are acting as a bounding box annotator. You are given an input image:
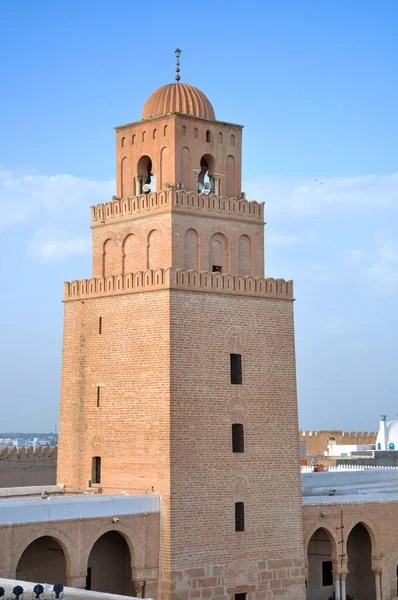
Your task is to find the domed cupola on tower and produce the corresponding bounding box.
[115,49,242,198]
[142,83,216,121]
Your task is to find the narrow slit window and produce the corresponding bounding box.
[92,456,101,484]
[230,353,242,385]
[235,502,244,531]
[212,265,222,273]
[232,423,244,452]
[97,386,100,407]
[99,317,102,335]
[322,561,333,586]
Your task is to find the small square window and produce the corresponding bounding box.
[235,595,246,600]
[212,265,222,273]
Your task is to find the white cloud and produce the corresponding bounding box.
[0,169,115,229]
[244,172,398,217]
[27,229,91,262]
[363,232,398,297]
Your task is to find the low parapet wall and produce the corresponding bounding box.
[64,268,293,301]
[0,447,57,488]
[91,189,264,226]
[0,579,146,600]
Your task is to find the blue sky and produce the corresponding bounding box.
[0,0,397,432]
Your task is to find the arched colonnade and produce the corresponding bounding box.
[305,519,383,600]
[10,524,151,598]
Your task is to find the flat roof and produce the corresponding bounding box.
[0,493,160,525]
[302,469,398,505]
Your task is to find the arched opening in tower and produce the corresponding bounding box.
[86,530,135,596]
[137,155,156,194]
[16,536,67,585]
[198,154,215,193]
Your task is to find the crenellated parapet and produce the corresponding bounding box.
[300,430,376,439]
[64,268,293,301]
[0,446,57,461]
[91,189,264,226]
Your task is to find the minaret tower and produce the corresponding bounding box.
[57,51,305,600]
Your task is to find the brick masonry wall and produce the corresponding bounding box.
[92,212,172,277]
[168,290,305,600]
[90,194,263,279]
[115,114,243,198]
[57,290,171,493]
[57,286,305,600]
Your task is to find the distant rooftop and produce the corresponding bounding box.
[302,468,398,505]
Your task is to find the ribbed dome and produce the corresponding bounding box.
[142,83,215,120]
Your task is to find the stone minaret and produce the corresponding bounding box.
[57,55,305,600]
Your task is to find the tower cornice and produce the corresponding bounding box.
[115,112,244,131]
[91,190,263,227]
[64,269,293,302]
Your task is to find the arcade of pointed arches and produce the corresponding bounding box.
[12,526,146,598]
[102,228,253,277]
[120,146,237,197]
[305,519,386,600]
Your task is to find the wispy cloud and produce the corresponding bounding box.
[363,232,398,297]
[27,229,91,262]
[0,167,114,262]
[244,172,398,217]
[0,168,114,229]
[343,232,398,297]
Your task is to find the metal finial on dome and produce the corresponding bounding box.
[174,48,181,82]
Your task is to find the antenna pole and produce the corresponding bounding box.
[175,48,181,82]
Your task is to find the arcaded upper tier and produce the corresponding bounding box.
[142,83,216,120]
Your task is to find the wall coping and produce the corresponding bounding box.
[64,269,293,302]
[91,189,264,226]
[0,484,63,498]
[0,578,148,600]
[0,493,160,525]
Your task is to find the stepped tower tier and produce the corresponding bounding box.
[91,190,264,278]
[116,82,242,199]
